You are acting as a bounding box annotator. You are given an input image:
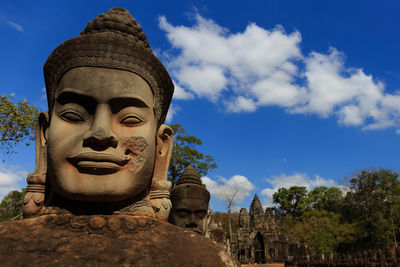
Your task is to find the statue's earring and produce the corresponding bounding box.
[149,125,174,220]
[22,112,49,218]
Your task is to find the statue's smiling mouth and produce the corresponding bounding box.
[192,229,202,234]
[68,152,129,174]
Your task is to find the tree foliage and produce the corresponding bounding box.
[308,186,343,213]
[274,185,351,254]
[0,94,40,154]
[342,168,400,248]
[0,189,26,221]
[279,210,356,255]
[273,186,310,217]
[273,169,400,254]
[168,124,217,186]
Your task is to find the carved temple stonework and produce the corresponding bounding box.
[230,194,309,264]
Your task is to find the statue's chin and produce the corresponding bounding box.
[54,191,137,203]
[49,168,152,203]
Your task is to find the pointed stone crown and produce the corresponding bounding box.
[44,7,174,124]
[250,194,263,213]
[239,208,248,215]
[80,7,150,50]
[171,166,210,202]
[265,207,274,216]
[176,166,202,186]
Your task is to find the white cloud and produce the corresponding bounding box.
[226,96,257,112]
[6,20,23,32]
[293,48,399,131]
[165,103,179,123]
[202,174,255,210]
[336,185,351,195]
[159,14,302,104]
[172,81,194,100]
[260,172,335,207]
[0,165,27,200]
[175,65,227,101]
[159,14,400,132]
[40,87,47,101]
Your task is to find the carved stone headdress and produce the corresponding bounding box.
[44,7,174,123]
[170,166,210,203]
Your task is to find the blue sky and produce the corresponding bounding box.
[1,1,399,212]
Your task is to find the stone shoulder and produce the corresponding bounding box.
[0,215,238,267]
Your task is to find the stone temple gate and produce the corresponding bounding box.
[230,194,308,264]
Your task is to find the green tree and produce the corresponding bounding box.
[342,168,400,248]
[0,189,26,221]
[0,94,40,154]
[168,124,217,186]
[302,210,356,254]
[273,186,310,218]
[274,169,400,253]
[279,210,356,255]
[274,185,357,254]
[308,186,343,213]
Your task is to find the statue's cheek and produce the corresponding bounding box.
[121,136,149,171]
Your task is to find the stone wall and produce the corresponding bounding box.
[294,247,399,267]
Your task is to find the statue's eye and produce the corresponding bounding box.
[120,116,142,126]
[195,211,207,219]
[176,210,190,218]
[60,112,84,122]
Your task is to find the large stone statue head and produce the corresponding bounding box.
[169,166,210,235]
[23,8,174,217]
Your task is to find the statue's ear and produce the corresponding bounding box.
[39,112,49,145]
[36,112,49,173]
[23,112,49,219]
[207,206,212,225]
[149,125,174,219]
[152,124,174,185]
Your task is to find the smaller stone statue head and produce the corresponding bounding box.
[239,208,249,229]
[169,166,210,235]
[264,207,276,234]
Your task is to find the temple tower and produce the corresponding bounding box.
[249,194,264,230]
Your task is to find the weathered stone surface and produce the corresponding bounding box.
[231,195,307,265]
[0,214,238,266]
[249,194,264,229]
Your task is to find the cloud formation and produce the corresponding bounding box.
[165,103,178,123]
[260,172,336,207]
[6,20,23,32]
[173,81,194,100]
[0,164,27,200]
[202,174,255,210]
[159,14,400,132]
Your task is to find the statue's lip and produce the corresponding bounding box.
[68,152,129,166]
[184,227,202,234]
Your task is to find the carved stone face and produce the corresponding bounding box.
[46,67,157,202]
[169,199,208,235]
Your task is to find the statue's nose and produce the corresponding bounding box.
[83,106,117,149]
[186,214,198,228]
